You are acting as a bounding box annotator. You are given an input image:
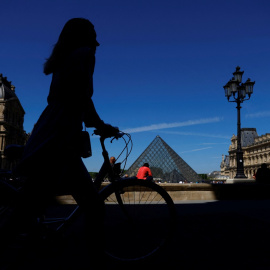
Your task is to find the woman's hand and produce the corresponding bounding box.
[95,123,119,137]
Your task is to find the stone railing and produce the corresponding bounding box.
[159,183,270,201]
[55,182,270,204]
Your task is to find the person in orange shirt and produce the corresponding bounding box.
[136,163,153,180]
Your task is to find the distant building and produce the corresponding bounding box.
[0,74,27,170]
[220,154,230,178]
[208,170,228,180]
[220,128,270,179]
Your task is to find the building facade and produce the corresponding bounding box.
[0,74,27,170]
[221,128,270,179]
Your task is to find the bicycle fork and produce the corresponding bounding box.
[97,137,134,225]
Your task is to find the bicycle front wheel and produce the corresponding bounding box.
[99,178,177,262]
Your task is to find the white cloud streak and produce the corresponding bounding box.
[180,147,213,153]
[201,142,230,145]
[123,117,222,134]
[158,131,231,139]
[245,111,270,119]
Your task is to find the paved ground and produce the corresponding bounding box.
[2,199,270,270]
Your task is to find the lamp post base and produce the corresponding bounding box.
[227,178,254,184]
[234,175,247,179]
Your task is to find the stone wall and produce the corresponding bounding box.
[55,182,270,204]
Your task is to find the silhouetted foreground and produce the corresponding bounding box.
[2,200,270,270]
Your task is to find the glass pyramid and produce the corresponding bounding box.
[126,135,202,183]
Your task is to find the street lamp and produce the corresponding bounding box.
[223,66,255,179]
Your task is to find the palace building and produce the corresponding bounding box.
[220,128,270,179]
[0,74,27,170]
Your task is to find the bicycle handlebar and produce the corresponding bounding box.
[93,129,125,140]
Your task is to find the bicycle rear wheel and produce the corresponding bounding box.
[99,178,177,262]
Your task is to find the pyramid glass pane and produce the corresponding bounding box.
[126,136,202,183]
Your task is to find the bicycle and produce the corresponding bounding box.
[1,130,177,263]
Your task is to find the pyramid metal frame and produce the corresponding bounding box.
[126,135,202,183]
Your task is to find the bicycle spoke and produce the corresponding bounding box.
[100,178,176,262]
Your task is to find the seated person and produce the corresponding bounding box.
[256,163,270,184]
[136,163,153,181]
[110,156,121,179]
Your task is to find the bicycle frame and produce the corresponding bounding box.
[0,134,128,232]
[1,133,177,263]
[93,136,116,190]
[44,134,132,232]
[94,136,131,218]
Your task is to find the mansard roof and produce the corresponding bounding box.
[0,73,17,100]
[0,73,25,114]
[241,128,258,147]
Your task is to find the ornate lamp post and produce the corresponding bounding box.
[223,66,255,179]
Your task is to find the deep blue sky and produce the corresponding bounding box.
[1,0,270,174]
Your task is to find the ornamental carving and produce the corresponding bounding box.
[0,74,27,170]
[221,128,270,179]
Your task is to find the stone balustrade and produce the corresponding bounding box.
[55,182,270,204]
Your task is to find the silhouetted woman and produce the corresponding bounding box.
[14,18,118,261]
